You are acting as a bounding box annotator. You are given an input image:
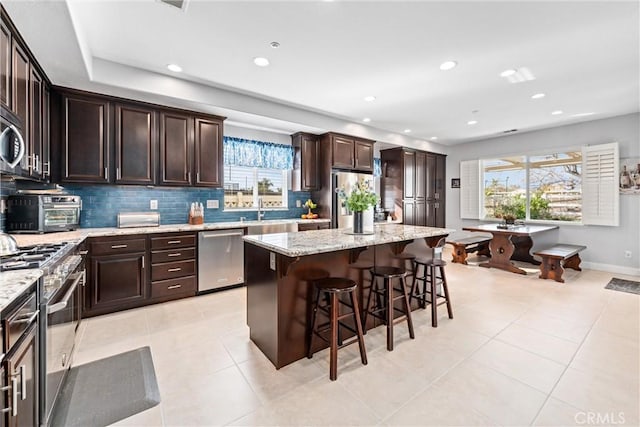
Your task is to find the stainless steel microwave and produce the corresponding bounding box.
[6,194,82,233]
[0,106,27,175]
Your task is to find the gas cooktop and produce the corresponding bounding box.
[0,243,74,272]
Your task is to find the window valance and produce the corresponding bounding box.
[373,158,382,177]
[223,137,294,170]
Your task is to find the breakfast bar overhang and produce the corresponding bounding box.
[243,224,453,368]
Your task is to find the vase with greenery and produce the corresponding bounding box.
[336,179,378,233]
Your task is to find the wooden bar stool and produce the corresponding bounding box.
[363,266,415,351]
[307,277,367,381]
[394,252,416,285]
[411,238,453,327]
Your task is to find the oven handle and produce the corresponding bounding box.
[48,271,83,314]
[43,204,81,210]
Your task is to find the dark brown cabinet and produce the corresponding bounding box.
[159,112,192,186]
[149,232,197,301]
[4,324,38,427]
[381,147,446,227]
[29,66,43,178]
[60,94,110,183]
[297,221,330,231]
[85,236,148,316]
[11,39,29,172]
[42,86,50,180]
[323,132,375,172]
[291,132,320,191]
[332,135,355,169]
[0,21,10,108]
[354,140,374,171]
[115,103,156,184]
[194,117,222,186]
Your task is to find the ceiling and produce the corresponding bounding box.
[4,1,639,147]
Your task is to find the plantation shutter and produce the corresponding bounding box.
[460,160,481,219]
[582,142,619,226]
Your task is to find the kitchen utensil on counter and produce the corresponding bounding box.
[0,232,19,256]
[189,202,204,225]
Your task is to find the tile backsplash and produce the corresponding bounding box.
[63,185,313,228]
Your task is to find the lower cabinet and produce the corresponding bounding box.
[3,324,38,427]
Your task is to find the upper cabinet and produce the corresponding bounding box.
[0,21,10,109]
[323,132,375,172]
[11,38,29,172]
[115,103,156,185]
[29,66,43,178]
[291,132,320,191]
[54,88,225,187]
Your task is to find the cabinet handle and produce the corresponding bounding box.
[11,376,18,416]
[196,172,200,182]
[104,167,109,180]
[116,167,120,180]
[19,365,26,401]
[167,240,181,244]
[34,154,39,172]
[142,257,145,269]
[435,192,440,200]
[14,310,39,324]
[168,267,181,272]
[111,244,128,249]
[44,161,50,176]
[188,172,191,183]
[167,253,182,257]
[167,284,182,290]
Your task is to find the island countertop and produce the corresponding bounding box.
[243,224,454,257]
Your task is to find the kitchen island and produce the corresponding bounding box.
[243,224,453,368]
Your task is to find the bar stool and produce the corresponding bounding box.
[307,277,367,381]
[364,266,415,351]
[393,252,416,285]
[411,238,453,327]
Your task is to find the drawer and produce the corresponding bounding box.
[4,291,38,350]
[150,234,196,250]
[151,276,196,299]
[297,223,318,232]
[318,222,330,230]
[151,247,196,264]
[91,238,147,255]
[151,259,196,281]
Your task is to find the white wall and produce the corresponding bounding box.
[446,113,640,276]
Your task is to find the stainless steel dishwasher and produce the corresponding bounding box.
[198,229,244,292]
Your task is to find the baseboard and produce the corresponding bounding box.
[582,261,640,277]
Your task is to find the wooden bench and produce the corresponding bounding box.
[534,244,586,283]
[446,235,492,265]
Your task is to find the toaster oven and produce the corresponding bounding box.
[6,194,81,233]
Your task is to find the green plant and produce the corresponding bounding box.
[337,179,378,212]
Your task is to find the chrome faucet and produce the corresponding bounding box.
[257,197,265,221]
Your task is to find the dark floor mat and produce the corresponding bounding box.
[51,346,161,427]
[605,277,640,295]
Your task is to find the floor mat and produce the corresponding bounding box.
[605,277,640,295]
[51,347,161,427]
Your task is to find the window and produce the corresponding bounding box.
[481,151,582,222]
[223,165,288,209]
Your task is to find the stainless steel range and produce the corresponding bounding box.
[0,241,85,426]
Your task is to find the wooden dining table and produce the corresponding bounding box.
[462,223,558,274]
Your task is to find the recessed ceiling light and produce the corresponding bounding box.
[364,95,376,102]
[430,137,438,141]
[362,118,371,123]
[531,93,545,99]
[269,41,280,49]
[403,129,412,133]
[500,69,517,77]
[439,61,457,71]
[467,120,478,125]
[167,63,182,72]
[253,57,270,67]
[572,112,595,117]
[551,110,563,115]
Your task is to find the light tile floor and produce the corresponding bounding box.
[72,253,639,426]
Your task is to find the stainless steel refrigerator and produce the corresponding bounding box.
[332,171,375,232]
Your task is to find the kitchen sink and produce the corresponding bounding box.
[245,222,298,235]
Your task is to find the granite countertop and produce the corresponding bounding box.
[243,224,455,257]
[10,218,331,247]
[0,269,43,313]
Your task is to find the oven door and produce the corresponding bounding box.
[0,108,26,174]
[43,269,83,423]
[42,206,80,231]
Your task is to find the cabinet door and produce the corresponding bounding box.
[403,151,415,199]
[434,154,446,201]
[426,154,437,200]
[415,200,426,226]
[424,200,435,227]
[354,140,373,171]
[11,40,29,172]
[61,95,110,183]
[29,67,43,178]
[159,112,192,186]
[5,324,38,427]
[403,200,415,225]
[89,252,147,312]
[42,86,50,180]
[115,104,156,184]
[332,136,354,169]
[0,21,10,108]
[434,200,445,228]
[301,135,319,190]
[415,151,426,199]
[194,117,222,187]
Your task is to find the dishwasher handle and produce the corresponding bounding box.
[200,231,244,239]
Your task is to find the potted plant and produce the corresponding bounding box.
[336,179,378,233]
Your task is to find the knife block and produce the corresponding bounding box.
[188,214,203,225]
